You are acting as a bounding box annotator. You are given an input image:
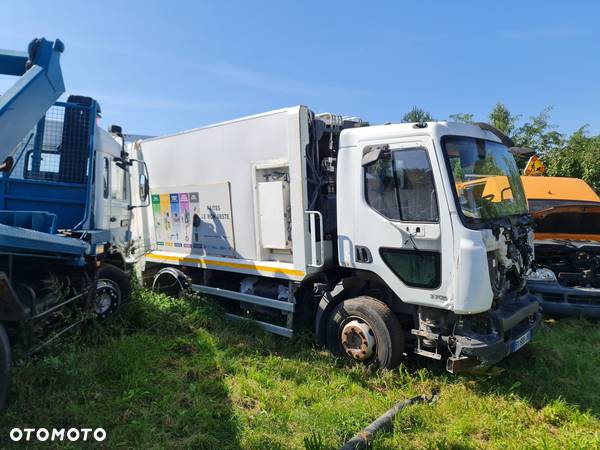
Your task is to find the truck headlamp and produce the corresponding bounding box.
[527,268,557,282]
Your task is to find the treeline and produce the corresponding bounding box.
[401,104,600,192]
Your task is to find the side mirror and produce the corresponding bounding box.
[362,144,390,166]
[139,172,149,202]
[128,159,150,210]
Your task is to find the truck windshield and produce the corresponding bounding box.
[442,136,528,221]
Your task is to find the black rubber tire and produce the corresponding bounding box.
[98,264,131,303]
[0,324,10,411]
[326,296,404,369]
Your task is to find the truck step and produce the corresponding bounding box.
[191,284,295,312]
[413,348,442,360]
[411,328,439,340]
[224,313,293,338]
[191,283,295,338]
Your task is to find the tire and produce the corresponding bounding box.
[0,324,10,411]
[99,264,131,302]
[325,296,404,369]
[94,264,130,319]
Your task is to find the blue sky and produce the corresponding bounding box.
[2,1,599,137]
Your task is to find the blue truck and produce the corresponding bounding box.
[0,38,149,408]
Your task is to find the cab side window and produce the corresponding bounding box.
[111,160,128,201]
[394,148,438,222]
[103,157,110,199]
[364,147,438,222]
[364,155,401,220]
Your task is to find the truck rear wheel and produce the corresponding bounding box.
[95,264,130,319]
[325,296,404,369]
[0,324,10,410]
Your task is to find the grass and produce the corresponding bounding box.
[1,289,599,449]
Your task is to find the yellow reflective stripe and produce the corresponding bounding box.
[146,252,305,277]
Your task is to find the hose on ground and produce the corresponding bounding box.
[340,389,439,450]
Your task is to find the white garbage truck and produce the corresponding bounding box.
[131,106,541,372]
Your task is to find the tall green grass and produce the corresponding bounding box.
[1,290,598,449]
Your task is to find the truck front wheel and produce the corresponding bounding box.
[95,264,130,319]
[325,297,404,369]
[0,324,10,410]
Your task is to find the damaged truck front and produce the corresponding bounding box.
[412,133,541,371]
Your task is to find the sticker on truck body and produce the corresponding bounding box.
[151,183,236,257]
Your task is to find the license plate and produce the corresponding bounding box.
[511,331,531,353]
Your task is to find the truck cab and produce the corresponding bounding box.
[329,121,541,371]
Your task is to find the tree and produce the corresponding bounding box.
[404,102,600,192]
[513,106,563,155]
[448,113,474,124]
[488,102,520,137]
[401,106,434,123]
[545,126,600,192]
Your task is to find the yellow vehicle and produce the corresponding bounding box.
[522,176,600,317]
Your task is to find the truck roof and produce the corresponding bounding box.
[521,176,600,202]
[142,106,504,149]
[141,106,302,143]
[338,121,503,148]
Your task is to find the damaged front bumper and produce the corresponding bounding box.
[528,280,600,318]
[447,293,542,373]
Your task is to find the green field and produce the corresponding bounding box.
[1,290,599,449]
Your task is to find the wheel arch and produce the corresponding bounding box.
[314,269,416,343]
[103,251,127,270]
[151,266,191,297]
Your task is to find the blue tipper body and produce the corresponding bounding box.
[0,38,102,265]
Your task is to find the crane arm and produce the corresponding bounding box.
[0,38,65,164]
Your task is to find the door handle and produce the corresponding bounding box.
[110,217,117,222]
[355,246,372,263]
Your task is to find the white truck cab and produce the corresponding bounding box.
[94,127,132,248]
[334,121,540,371]
[136,107,541,373]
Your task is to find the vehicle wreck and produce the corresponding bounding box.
[524,176,600,317]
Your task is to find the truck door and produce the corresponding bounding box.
[338,137,453,309]
[127,144,154,260]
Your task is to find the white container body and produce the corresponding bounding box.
[136,106,319,281]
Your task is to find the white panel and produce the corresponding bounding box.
[139,106,313,279]
[257,181,290,249]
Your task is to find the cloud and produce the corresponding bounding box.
[66,90,233,113]
[501,27,585,40]
[198,61,373,97]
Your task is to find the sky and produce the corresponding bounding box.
[1,1,600,137]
